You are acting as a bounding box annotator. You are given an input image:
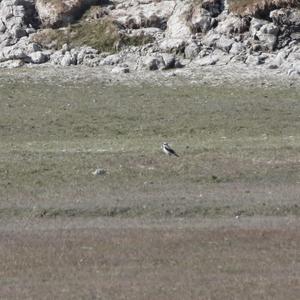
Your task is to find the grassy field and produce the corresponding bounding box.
[0,75,299,299]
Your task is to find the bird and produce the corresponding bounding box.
[161,142,179,157]
[92,168,106,176]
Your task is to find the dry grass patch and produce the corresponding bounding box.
[32,18,119,51]
[229,0,300,16]
[32,18,155,52]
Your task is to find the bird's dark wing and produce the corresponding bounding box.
[166,146,179,157]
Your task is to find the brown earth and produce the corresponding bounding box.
[0,217,299,300]
[0,68,299,299]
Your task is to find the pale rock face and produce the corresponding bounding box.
[76,46,98,64]
[201,31,221,48]
[292,62,300,74]
[0,0,33,46]
[35,0,98,28]
[194,54,219,66]
[249,18,269,37]
[230,42,245,55]
[202,0,224,16]
[100,53,122,66]
[159,38,185,53]
[165,1,193,39]
[0,21,6,33]
[216,14,249,35]
[29,50,48,63]
[60,52,73,66]
[141,55,165,70]
[249,18,280,51]
[256,23,279,51]
[0,37,38,62]
[270,8,300,29]
[216,36,234,52]
[111,65,130,74]
[0,0,299,75]
[184,42,200,59]
[190,7,213,33]
[111,0,176,30]
[50,50,64,65]
[0,58,24,68]
[268,51,288,69]
[129,27,163,38]
[161,53,176,69]
[245,55,264,65]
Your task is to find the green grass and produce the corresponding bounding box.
[0,78,300,218]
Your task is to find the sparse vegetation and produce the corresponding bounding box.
[229,0,300,16]
[32,18,155,52]
[32,19,119,51]
[1,76,300,218]
[0,69,299,300]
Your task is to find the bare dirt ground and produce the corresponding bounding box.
[0,217,299,299]
[0,66,299,299]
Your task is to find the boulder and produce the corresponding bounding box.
[111,65,130,74]
[270,8,300,49]
[0,59,24,68]
[50,49,64,64]
[292,63,300,74]
[0,20,6,33]
[127,27,163,39]
[249,18,268,37]
[256,23,279,51]
[60,51,77,66]
[201,0,224,17]
[245,54,264,65]
[100,53,122,66]
[215,14,249,35]
[140,55,165,70]
[270,50,288,67]
[201,31,221,47]
[215,35,234,52]
[230,42,245,55]
[0,37,38,62]
[184,42,200,59]
[0,0,34,47]
[82,56,102,67]
[111,0,176,30]
[165,1,193,39]
[190,7,213,33]
[76,46,98,64]
[159,38,185,54]
[195,54,219,66]
[35,0,98,28]
[287,62,300,76]
[29,50,48,63]
[161,53,180,69]
[270,8,300,31]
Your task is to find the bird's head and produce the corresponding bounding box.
[162,142,169,147]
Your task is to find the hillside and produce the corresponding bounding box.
[0,0,299,75]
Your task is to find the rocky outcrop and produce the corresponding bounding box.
[0,0,299,77]
[35,0,98,28]
[111,0,175,30]
[0,0,37,47]
[230,0,299,17]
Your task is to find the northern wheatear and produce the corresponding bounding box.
[161,142,179,157]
